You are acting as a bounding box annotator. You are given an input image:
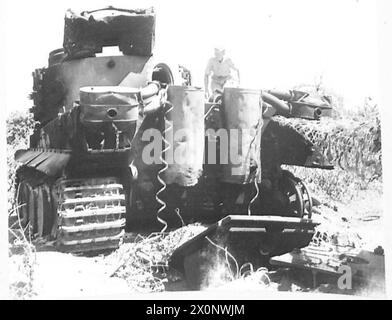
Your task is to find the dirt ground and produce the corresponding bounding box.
[8,185,386,299]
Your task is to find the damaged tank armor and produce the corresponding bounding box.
[15,6,334,287]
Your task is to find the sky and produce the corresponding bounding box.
[1,0,383,114]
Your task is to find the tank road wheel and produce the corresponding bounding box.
[152,62,190,86]
[280,170,313,218]
[27,185,37,237]
[279,174,304,218]
[296,179,313,218]
[16,182,29,229]
[16,180,54,239]
[37,185,55,237]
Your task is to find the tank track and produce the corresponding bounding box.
[16,168,126,253]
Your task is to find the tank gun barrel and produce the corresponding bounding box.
[261,91,291,115]
[264,89,333,120]
[266,89,309,102]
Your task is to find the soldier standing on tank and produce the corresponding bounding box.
[204,46,240,100]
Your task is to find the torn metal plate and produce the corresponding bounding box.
[15,149,72,177]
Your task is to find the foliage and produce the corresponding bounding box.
[7,112,37,299]
[6,111,35,210]
[6,111,35,147]
[8,209,37,300]
[107,225,206,292]
[279,83,382,202]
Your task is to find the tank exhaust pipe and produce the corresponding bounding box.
[140,81,160,100]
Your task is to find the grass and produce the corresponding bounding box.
[106,225,206,292]
[8,207,37,299]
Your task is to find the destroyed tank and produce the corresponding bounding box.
[14,6,333,286]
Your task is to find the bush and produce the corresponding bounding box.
[7,111,35,211]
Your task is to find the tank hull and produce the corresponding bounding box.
[14,7,334,273]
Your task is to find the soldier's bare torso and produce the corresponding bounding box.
[206,57,235,80]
